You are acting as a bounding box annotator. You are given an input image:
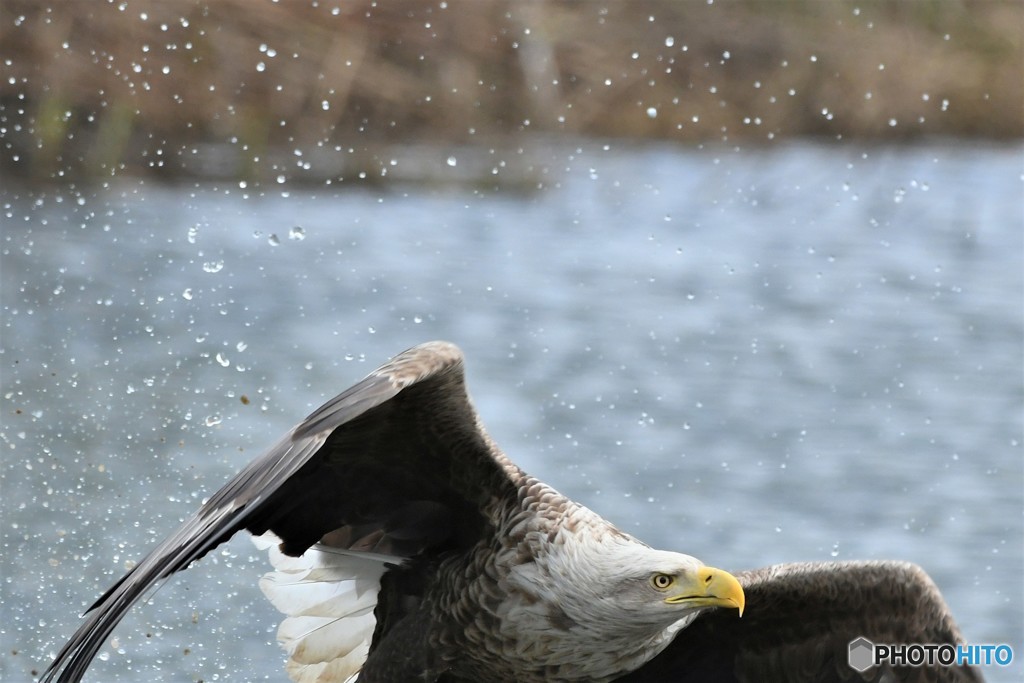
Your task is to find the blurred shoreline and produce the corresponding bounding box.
[2,0,1021,185]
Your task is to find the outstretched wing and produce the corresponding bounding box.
[616,560,982,683]
[43,341,520,683]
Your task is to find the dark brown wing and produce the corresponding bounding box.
[616,560,983,683]
[42,341,519,683]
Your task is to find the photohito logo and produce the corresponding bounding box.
[848,637,1013,672]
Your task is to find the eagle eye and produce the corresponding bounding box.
[650,573,674,590]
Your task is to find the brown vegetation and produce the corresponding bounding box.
[1,0,1020,183]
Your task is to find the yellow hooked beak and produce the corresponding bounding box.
[664,566,745,617]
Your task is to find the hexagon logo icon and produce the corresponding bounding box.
[848,636,875,672]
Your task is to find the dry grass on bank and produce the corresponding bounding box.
[1,0,1021,183]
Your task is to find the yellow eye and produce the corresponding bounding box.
[651,573,674,590]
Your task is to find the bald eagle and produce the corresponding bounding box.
[43,342,981,682]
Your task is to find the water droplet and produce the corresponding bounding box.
[202,260,224,273]
[182,288,193,300]
[268,234,280,246]
[446,156,457,167]
[646,107,658,119]
[215,352,230,367]
[204,415,222,427]
[288,226,305,241]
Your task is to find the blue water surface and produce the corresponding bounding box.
[2,141,1022,681]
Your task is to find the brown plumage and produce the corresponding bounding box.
[43,342,981,683]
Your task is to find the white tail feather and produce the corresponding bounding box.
[254,533,395,683]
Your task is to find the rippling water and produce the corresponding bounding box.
[3,142,1022,681]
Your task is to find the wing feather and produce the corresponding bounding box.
[42,341,515,683]
[616,560,982,683]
